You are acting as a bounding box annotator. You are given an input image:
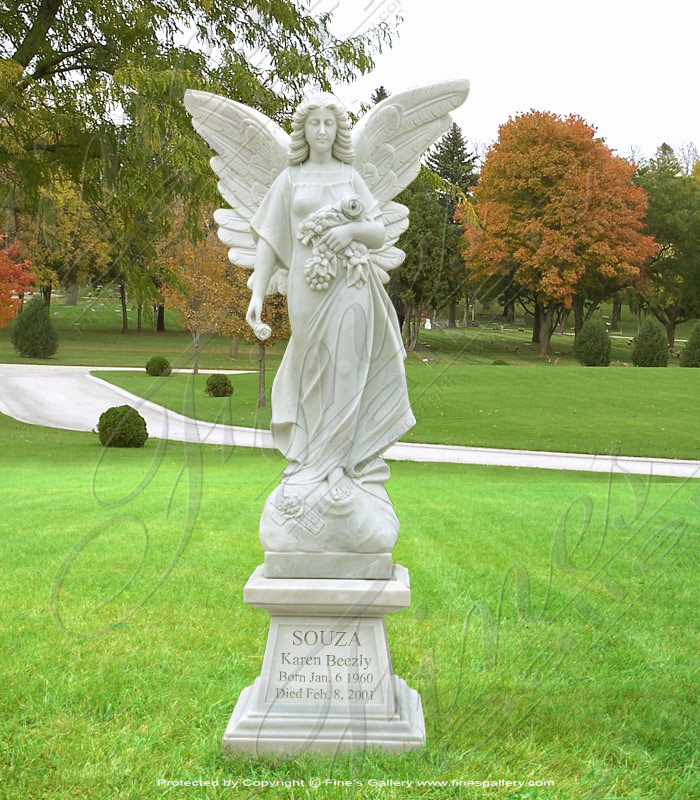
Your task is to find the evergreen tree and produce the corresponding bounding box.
[10,296,59,358]
[425,123,478,213]
[632,318,668,367]
[680,321,700,367]
[424,123,478,325]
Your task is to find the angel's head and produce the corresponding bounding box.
[288,93,354,166]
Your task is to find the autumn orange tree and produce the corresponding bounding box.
[0,237,35,328]
[459,112,656,356]
[160,223,238,374]
[160,219,290,389]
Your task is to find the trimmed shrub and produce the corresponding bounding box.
[146,355,171,376]
[10,296,59,358]
[98,405,148,448]
[205,373,233,397]
[679,321,700,367]
[632,318,668,367]
[491,359,510,365]
[573,319,611,366]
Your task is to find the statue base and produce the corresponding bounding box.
[264,551,392,579]
[222,564,425,755]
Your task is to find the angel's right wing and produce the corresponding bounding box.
[183,90,290,269]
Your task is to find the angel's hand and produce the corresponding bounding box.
[246,295,263,331]
[318,223,357,252]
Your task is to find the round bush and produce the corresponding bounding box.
[572,319,611,366]
[205,373,233,397]
[98,405,148,448]
[146,355,171,376]
[10,296,59,358]
[491,359,510,365]
[680,321,700,367]
[632,318,668,367]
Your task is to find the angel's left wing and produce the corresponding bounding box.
[184,90,290,269]
[352,79,470,203]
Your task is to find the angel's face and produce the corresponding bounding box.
[304,107,337,157]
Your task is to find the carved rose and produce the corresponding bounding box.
[341,194,363,220]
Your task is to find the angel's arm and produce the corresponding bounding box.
[319,220,385,251]
[245,239,277,329]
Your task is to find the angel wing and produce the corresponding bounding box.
[353,80,470,278]
[183,90,289,271]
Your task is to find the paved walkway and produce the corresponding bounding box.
[0,364,698,479]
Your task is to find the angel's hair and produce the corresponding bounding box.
[288,93,354,166]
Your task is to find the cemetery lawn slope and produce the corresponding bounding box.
[2,413,698,800]
[96,365,700,460]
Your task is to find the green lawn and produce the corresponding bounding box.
[95,365,700,460]
[0,293,287,370]
[1,413,699,799]
[2,294,695,371]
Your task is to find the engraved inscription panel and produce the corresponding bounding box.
[264,621,386,706]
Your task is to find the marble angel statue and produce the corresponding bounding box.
[184,82,470,573]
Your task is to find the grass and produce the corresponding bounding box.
[2,294,695,371]
[1,413,699,799]
[95,365,700,460]
[0,293,287,370]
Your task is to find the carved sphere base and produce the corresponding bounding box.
[259,480,399,559]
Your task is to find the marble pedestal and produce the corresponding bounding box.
[222,564,425,755]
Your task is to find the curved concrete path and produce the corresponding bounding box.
[0,364,698,479]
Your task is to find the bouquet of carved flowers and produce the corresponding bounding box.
[297,194,372,291]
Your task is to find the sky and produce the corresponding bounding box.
[324,0,699,161]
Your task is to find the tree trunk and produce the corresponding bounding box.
[119,283,128,333]
[155,303,165,332]
[504,299,515,324]
[448,299,457,328]
[557,308,570,335]
[192,330,200,374]
[572,295,584,336]
[611,298,622,330]
[41,284,52,309]
[229,335,240,359]
[637,307,643,334]
[462,302,469,328]
[137,303,142,332]
[65,282,79,306]
[664,312,677,348]
[539,303,556,358]
[532,301,542,343]
[257,344,266,409]
[584,301,600,323]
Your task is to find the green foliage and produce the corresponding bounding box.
[632,318,669,367]
[97,405,148,448]
[145,355,171,376]
[9,296,58,357]
[636,144,700,340]
[205,373,233,397]
[491,359,510,365]
[573,319,612,366]
[679,321,700,367]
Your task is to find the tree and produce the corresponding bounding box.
[0,237,34,328]
[680,321,700,367]
[393,167,452,348]
[160,224,237,374]
[10,295,58,357]
[15,180,109,307]
[1,1,394,328]
[635,144,700,346]
[1,1,392,200]
[461,111,656,357]
[632,317,668,367]
[424,123,478,326]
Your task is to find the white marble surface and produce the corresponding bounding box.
[223,564,424,754]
